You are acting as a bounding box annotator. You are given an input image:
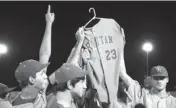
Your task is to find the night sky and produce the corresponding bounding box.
[0,1,176,91]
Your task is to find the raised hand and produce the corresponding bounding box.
[75,27,85,42]
[82,49,90,64]
[45,5,55,24]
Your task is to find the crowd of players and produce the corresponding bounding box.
[0,5,176,108]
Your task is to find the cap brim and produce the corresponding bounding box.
[76,70,89,78]
[55,70,89,84]
[44,62,51,67]
[54,63,89,83]
[6,87,17,92]
[60,71,88,83]
[151,74,168,76]
[40,62,50,71]
[1,86,17,95]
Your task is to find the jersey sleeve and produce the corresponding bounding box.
[127,80,144,106]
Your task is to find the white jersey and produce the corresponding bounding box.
[0,101,13,108]
[128,80,176,108]
[82,18,125,104]
[109,100,133,108]
[11,91,47,108]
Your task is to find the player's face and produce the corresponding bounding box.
[33,69,48,90]
[152,76,168,90]
[71,76,87,97]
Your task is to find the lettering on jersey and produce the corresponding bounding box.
[105,49,117,60]
[95,35,113,46]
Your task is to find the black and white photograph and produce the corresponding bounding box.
[0,1,176,108]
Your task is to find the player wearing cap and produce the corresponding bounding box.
[11,5,54,108]
[46,26,89,108]
[119,51,176,108]
[47,64,88,108]
[0,83,16,108]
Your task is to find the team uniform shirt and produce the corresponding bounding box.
[83,88,101,108]
[82,18,125,104]
[109,100,133,108]
[0,100,13,108]
[11,91,47,108]
[47,94,78,108]
[128,79,176,108]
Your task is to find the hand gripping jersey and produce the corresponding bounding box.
[82,18,125,104]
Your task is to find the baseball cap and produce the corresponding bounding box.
[150,65,168,76]
[15,59,50,82]
[54,63,88,83]
[0,83,16,96]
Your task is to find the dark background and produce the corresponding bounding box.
[0,1,175,91]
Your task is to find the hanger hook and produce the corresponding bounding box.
[89,7,96,18]
[83,7,97,28]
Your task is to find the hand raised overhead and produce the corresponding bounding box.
[75,27,85,42]
[45,5,55,24]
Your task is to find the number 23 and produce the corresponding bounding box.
[105,49,117,60]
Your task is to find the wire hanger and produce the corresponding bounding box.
[84,7,101,28]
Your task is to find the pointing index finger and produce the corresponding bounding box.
[47,5,51,13]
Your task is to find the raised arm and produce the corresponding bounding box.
[119,50,134,87]
[39,5,54,93]
[39,5,55,69]
[119,50,144,105]
[66,27,85,66]
[49,27,85,84]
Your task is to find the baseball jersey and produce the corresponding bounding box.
[0,100,13,108]
[128,80,176,108]
[109,100,132,108]
[11,91,47,108]
[47,94,78,108]
[82,18,125,104]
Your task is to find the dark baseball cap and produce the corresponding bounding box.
[0,83,16,96]
[15,59,50,82]
[150,65,168,76]
[54,63,88,83]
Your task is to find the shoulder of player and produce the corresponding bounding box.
[9,91,21,97]
[46,94,57,108]
[164,94,176,106]
[0,101,13,108]
[168,94,176,100]
[9,91,22,103]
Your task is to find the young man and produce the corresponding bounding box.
[11,5,55,108]
[0,83,16,108]
[46,26,89,108]
[119,50,176,108]
[47,63,88,108]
